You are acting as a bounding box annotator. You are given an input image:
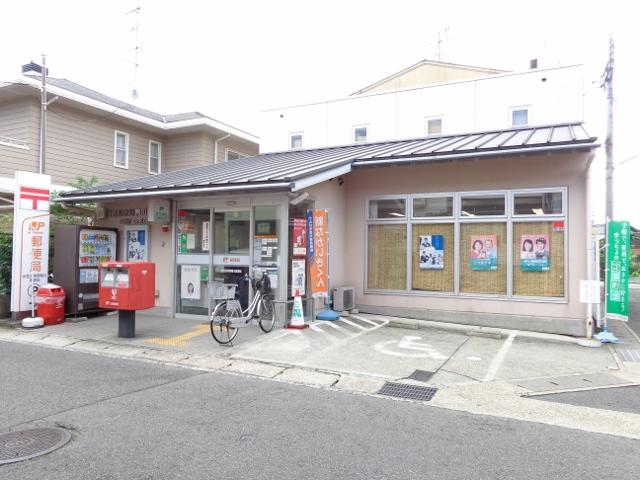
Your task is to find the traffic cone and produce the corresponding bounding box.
[287,289,308,329]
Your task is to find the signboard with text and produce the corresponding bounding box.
[11,171,51,313]
[606,220,630,321]
[308,209,328,298]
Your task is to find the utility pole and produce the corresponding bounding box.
[39,54,47,175]
[602,36,615,221]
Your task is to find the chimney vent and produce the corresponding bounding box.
[529,59,538,69]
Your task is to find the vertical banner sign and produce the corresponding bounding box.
[11,171,51,313]
[606,220,630,321]
[308,209,328,298]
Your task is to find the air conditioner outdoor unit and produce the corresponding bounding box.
[333,286,355,312]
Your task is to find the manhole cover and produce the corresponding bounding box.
[407,369,434,382]
[0,427,71,465]
[378,382,438,402]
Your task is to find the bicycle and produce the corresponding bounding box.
[209,272,276,345]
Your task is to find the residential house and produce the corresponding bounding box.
[0,67,258,205]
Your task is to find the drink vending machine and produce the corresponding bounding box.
[53,224,118,316]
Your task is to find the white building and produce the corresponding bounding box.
[260,62,585,153]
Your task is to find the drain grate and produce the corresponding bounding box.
[616,349,640,362]
[0,427,71,465]
[378,382,438,402]
[407,369,434,382]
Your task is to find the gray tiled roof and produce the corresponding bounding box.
[26,76,217,125]
[59,123,597,200]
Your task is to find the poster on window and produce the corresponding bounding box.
[292,218,307,257]
[419,235,444,270]
[126,227,148,261]
[520,234,550,271]
[470,234,498,271]
[291,259,306,296]
[181,265,201,299]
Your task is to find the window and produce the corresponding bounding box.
[514,191,563,216]
[225,149,245,161]
[290,132,303,149]
[460,195,505,217]
[365,188,566,300]
[425,117,443,135]
[354,125,368,142]
[511,108,529,127]
[367,224,407,290]
[114,131,129,168]
[368,198,406,219]
[413,196,453,218]
[148,141,161,174]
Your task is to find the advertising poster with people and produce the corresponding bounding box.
[470,234,498,271]
[126,228,147,261]
[520,234,550,271]
[419,235,444,270]
[181,265,201,299]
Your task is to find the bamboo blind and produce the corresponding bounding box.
[513,222,564,297]
[412,224,455,292]
[367,224,407,290]
[460,223,507,294]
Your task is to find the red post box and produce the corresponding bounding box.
[99,262,155,338]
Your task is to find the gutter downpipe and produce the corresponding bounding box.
[585,153,596,338]
[214,133,231,164]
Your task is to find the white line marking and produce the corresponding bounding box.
[351,314,389,327]
[483,331,518,382]
[325,322,348,331]
[350,314,381,327]
[309,324,325,333]
[340,318,368,330]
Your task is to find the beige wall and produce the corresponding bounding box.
[216,136,259,163]
[0,98,39,178]
[164,132,210,171]
[332,153,589,326]
[96,199,174,310]
[307,177,348,289]
[360,63,505,94]
[41,103,165,186]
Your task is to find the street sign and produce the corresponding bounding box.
[606,220,630,321]
[11,171,51,314]
[579,280,600,304]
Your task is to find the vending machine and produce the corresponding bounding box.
[53,224,118,316]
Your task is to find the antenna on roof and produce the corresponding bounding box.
[436,27,450,61]
[126,6,142,100]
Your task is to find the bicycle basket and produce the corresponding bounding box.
[210,283,237,300]
[256,274,272,295]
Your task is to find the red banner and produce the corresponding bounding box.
[309,209,328,298]
[292,218,307,257]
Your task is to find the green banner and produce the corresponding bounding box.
[606,220,630,321]
[180,234,188,254]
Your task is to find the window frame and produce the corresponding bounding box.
[289,132,303,150]
[424,116,444,136]
[148,140,162,175]
[113,130,130,169]
[353,124,369,143]
[364,188,568,303]
[512,188,566,218]
[510,106,531,127]
[367,195,409,221]
[225,148,246,161]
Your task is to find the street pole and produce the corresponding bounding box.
[603,37,614,221]
[39,54,47,175]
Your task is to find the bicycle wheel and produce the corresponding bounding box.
[258,296,275,333]
[210,302,240,344]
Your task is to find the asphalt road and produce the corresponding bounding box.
[1,342,639,480]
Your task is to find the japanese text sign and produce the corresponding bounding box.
[11,171,51,312]
[308,209,328,298]
[606,220,630,321]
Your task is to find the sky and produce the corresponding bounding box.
[1,0,638,225]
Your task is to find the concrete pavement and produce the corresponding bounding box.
[2,307,640,439]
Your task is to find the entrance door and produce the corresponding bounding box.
[212,210,251,309]
[176,208,211,316]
